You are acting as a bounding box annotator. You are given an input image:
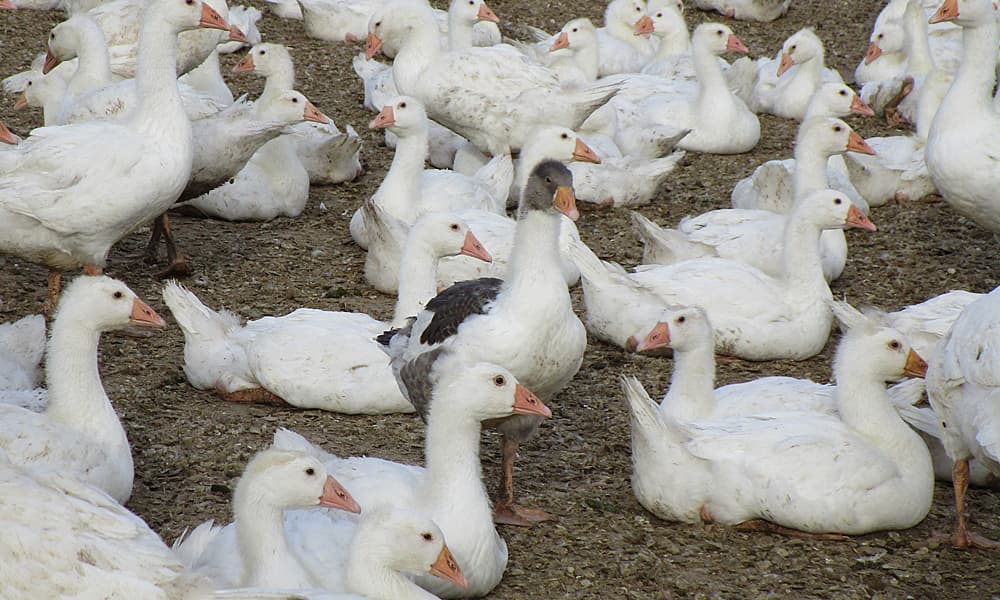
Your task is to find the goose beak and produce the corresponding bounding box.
[850,95,875,117]
[319,475,361,513]
[477,1,499,23]
[430,544,468,588]
[460,230,492,263]
[634,15,654,36]
[929,0,958,23]
[845,204,877,231]
[776,51,794,76]
[303,99,330,124]
[42,50,60,75]
[13,92,28,111]
[130,299,167,329]
[228,25,248,43]
[573,137,601,164]
[199,3,230,31]
[0,122,19,145]
[513,384,552,418]
[369,105,395,129]
[635,321,670,353]
[726,34,749,54]
[554,185,580,221]
[846,130,876,155]
[366,32,384,59]
[904,349,928,378]
[233,53,255,73]
[550,31,570,52]
[864,42,882,64]
[0,1,16,9]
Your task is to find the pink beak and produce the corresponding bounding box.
[369,105,395,129]
[726,34,749,54]
[476,1,499,23]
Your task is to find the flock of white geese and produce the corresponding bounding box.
[0,0,999,597]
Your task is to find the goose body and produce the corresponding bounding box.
[692,0,792,21]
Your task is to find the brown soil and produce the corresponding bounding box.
[2,1,1000,598]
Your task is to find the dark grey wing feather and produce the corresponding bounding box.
[375,317,415,349]
[419,277,503,345]
[399,346,446,422]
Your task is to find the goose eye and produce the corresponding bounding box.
[560,133,568,139]
[27,81,32,86]
[50,33,55,39]
[888,340,901,350]
[834,125,842,132]
[839,90,847,96]
[185,0,194,4]
[399,101,407,108]
[291,97,298,103]
[544,176,552,183]
[305,467,315,476]
[260,49,266,55]
[834,198,842,205]
[572,27,578,32]
[449,223,459,231]
[656,12,662,17]
[113,291,123,299]
[421,532,433,541]
[877,33,883,39]
[676,315,686,324]
[375,20,382,27]
[493,375,505,386]
[717,30,724,36]
[790,44,797,51]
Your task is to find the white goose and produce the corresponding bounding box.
[692,0,791,21]
[728,28,845,120]
[42,14,118,123]
[366,1,620,155]
[639,0,694,80]
[595,0,656,76]
[162,212,491,414]
[517,17,600,87]
[625,309,933,536]
[570,189,876,360]
[0,314,45,393]
[854,17,907,85]
[0,276,166,503]
[924,0,1000,233]
[0,0,230,306]
[7,70,68,126]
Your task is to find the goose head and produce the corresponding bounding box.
[366,1,438,59]
[233,42,292,76]
[260,90,330,125]
[408,212,493,263]
[0,121,18,145]
[634,306,713,354]
[369,95,427,137]
[521,127,602,169]
[831,303,928,382]
[550,18,597,54]
[603,0,650,37]
[692,22,749,56]
[13,71,65,112]
[352,508,468,589]
[647,2,687,43]
[806,83,874,118]
[449,0,500,26]
[929,0,998,25]
[648,0,684,14]
[429,359,551,423]
[865,22,904,65]
[776,28,824,77]
[793,189,878,232]
[797,117,876,158]
[43,15,102,74]
[235,447,361,514]
[519,159,579,221]
[54,276,167,334]
[149,0,231,35]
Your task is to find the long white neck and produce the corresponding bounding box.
[448,12,475,50]
[392,236,442,327]
[653,22,690,59]
[346,533,439,599]
[261,58,296,102]
[67,23,113,97]
[132,14,186,134]
[789,49,823,90]
[903,6,935,76]
[661,340,716,423]
[792,133,837,200]
[780,207,833,297]
[608,16,645,50]
[392,18,441,95]
[499,211,566,308]
[571,42,600,81]
[692,40,727,108]
[943,19,998,116]
[373,125,428,220]
[235,496,313,588]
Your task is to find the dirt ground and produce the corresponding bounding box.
[2,0,1000,598]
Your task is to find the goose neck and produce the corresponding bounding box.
[447,12,474,50]
[133,14,185,125]
[792,136,833,199]
[392,20,441,94]
[422,402,491,520]
[780,209,828,291]
[391,235,440,326]
[692,42,727,102]
[69,24,113,96]
[662,341,717,423]
[261,61,296,101]
[501,211,564,303]
[653,28,690,59]
[235,500,309,588]
[903,7,934,75]
[945,20,998,113]
[346,536,439,599]
[375,127,428,218]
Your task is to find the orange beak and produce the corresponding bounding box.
[0,122,18,145]
[929,0,958,23]
[512,383,552,418]
[550,31,570,52]
[634,15,654,36]
[130,299,167,329]
[318,475,361,513]
[572,138,601,164]
[846,130,876,155]
[864,41,882,65]
[726,34,749,54]
[460,230,492,263]
[845,204,877,232]
[199,2,231,31]
[776,51,794,76]
[850,95,875,117]
[366,32,384,59]
[369,105,395,129]
[0,1,16,9]
[904,349,928,378]
[13,92,28,111]
[302,99,330,124]
[635,321,670,353]
[554,185,580,221]
[429,544,468,588]
[233,53,255,73]
[228,25,248,43]
[42,50,60,75]
[477,1,499,23]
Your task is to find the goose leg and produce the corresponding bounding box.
[492,435,553,527]
[156,214,193,279]
[144,215,165,264]
[44,270,62,316]
[734,520,848,541]
[219,387,289,407]
[950,458,1000,549]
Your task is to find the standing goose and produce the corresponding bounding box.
[0,0,230,307]
[380,161,586,526]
